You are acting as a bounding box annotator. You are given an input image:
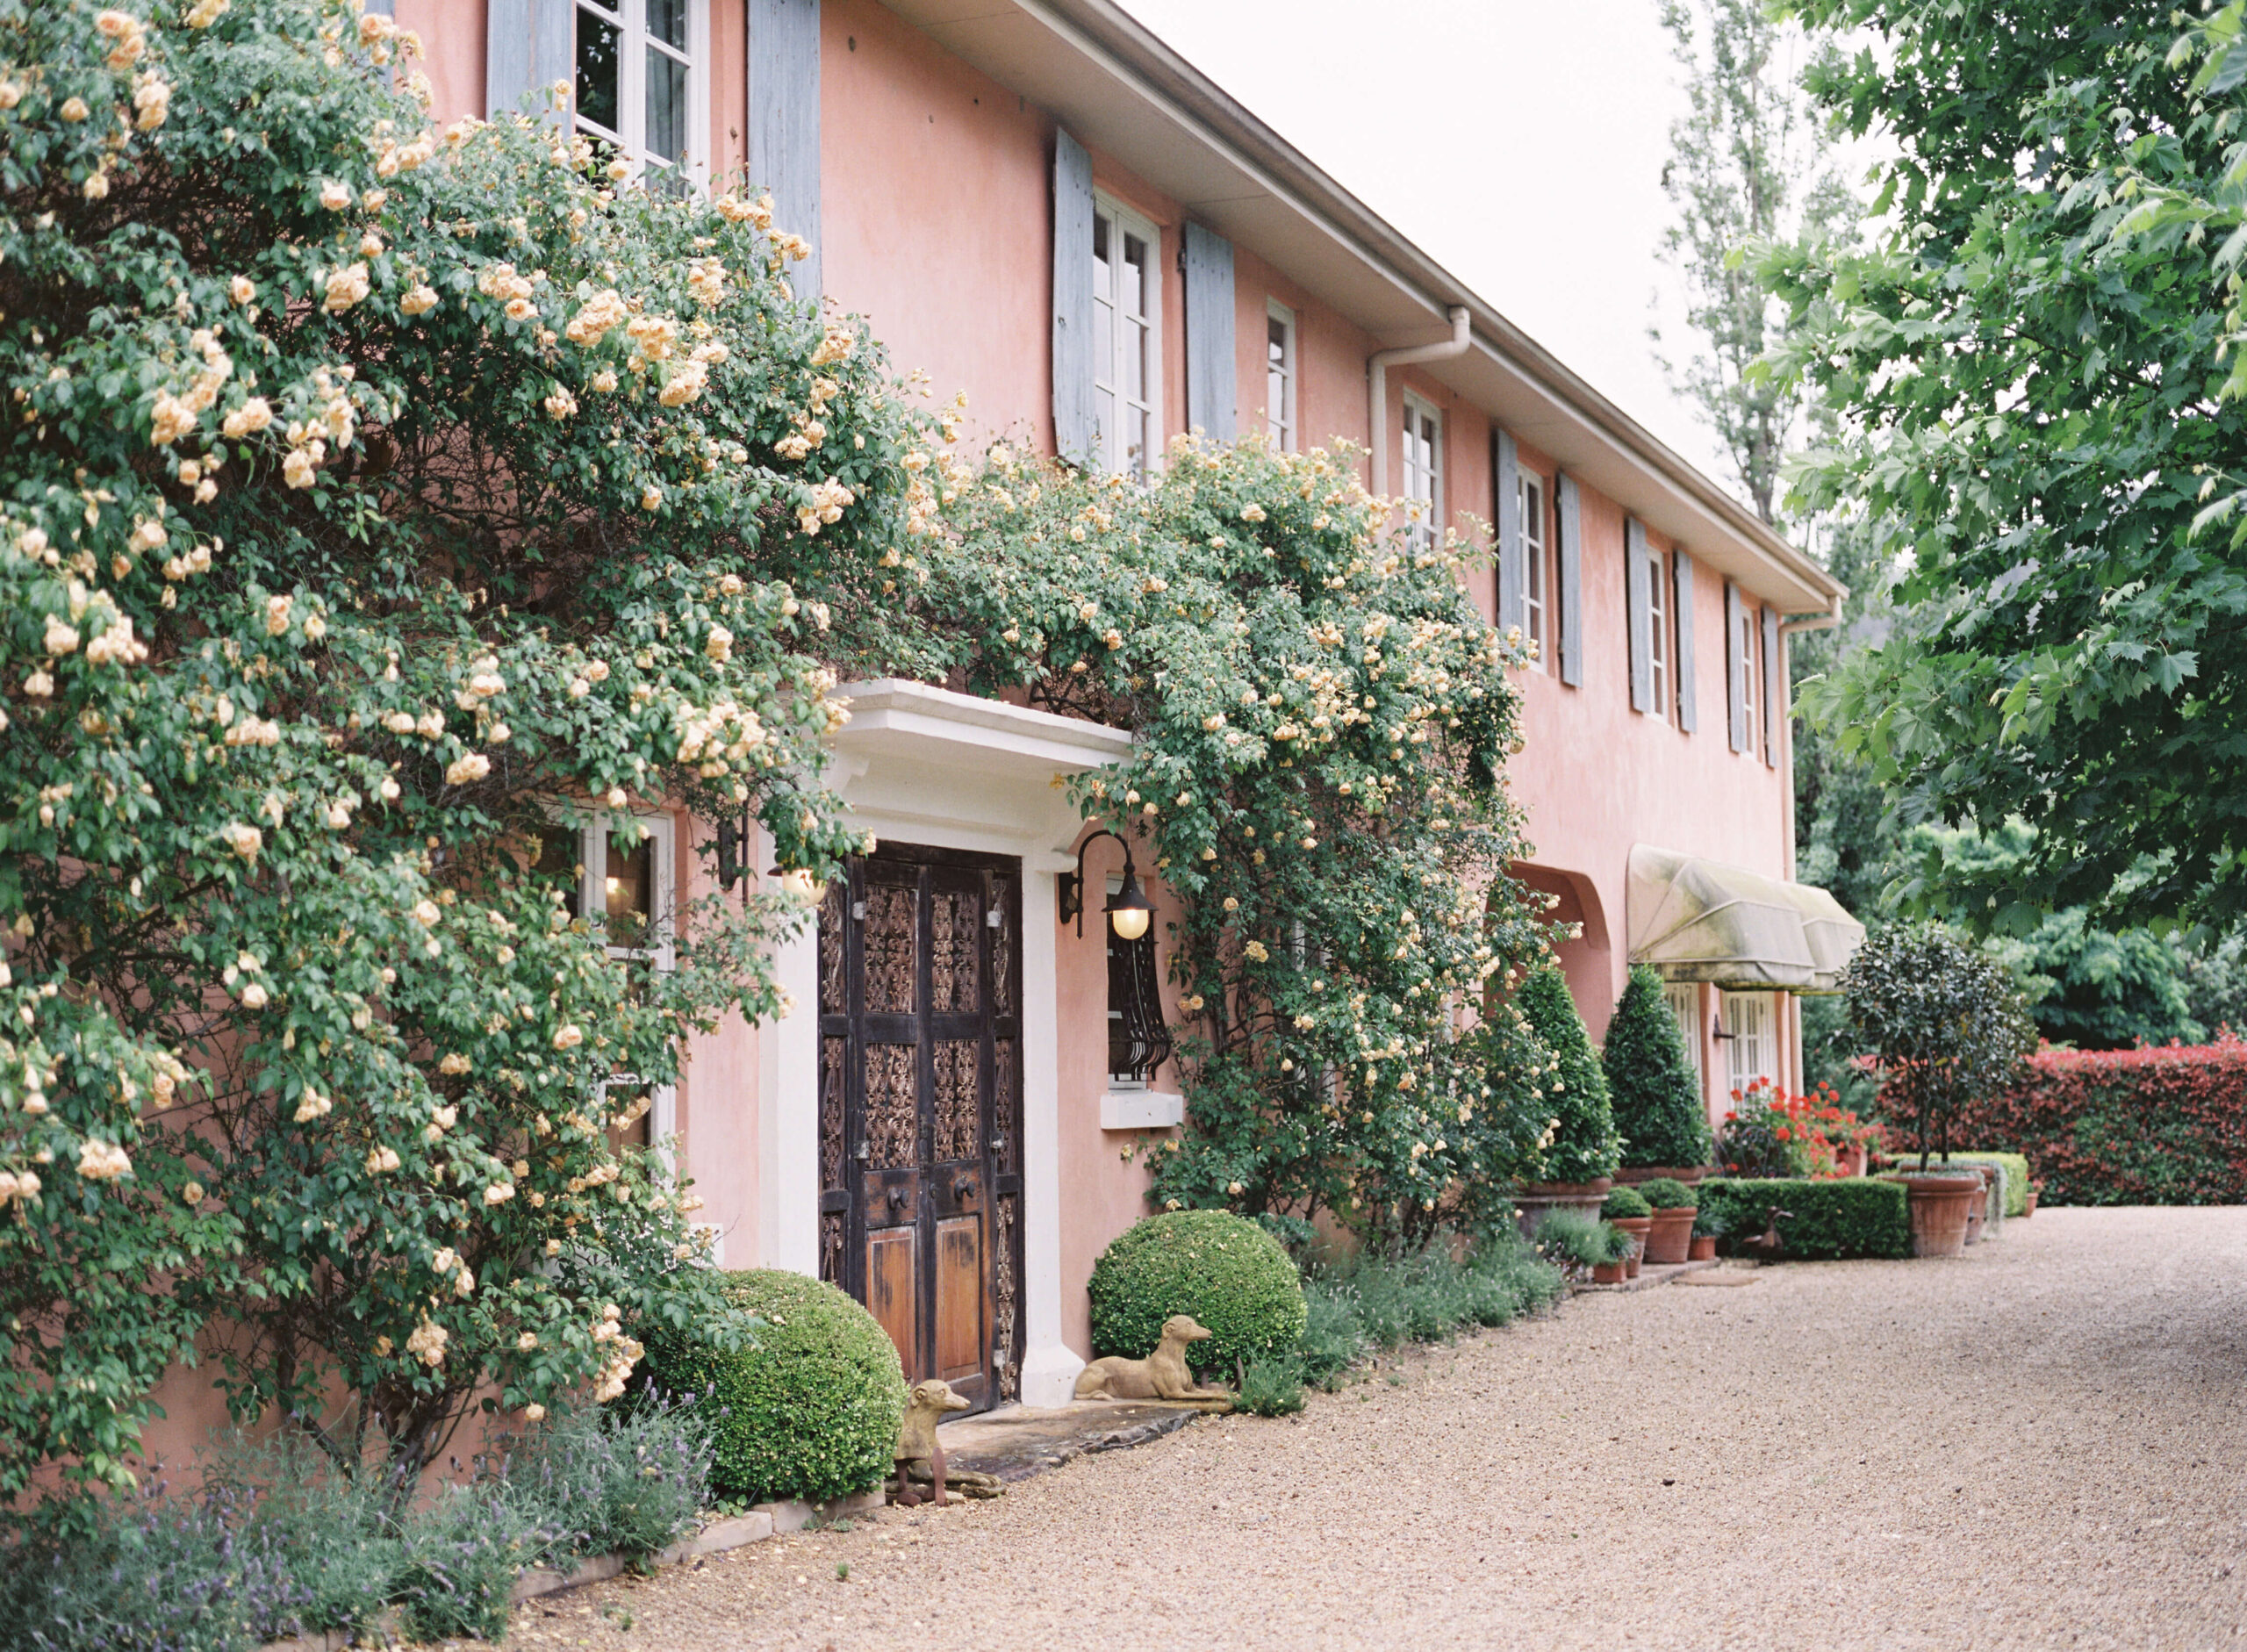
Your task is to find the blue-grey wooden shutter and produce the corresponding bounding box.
[363,0,392,14]
[1182,223,1235,441]
[1052,130,1095,467]
[1626,517,1653,714]
[749,0,822,300]
[1495,431,1521,637]
[1672,548,1697,733]
[485,0,571,121]
[1726,579,1748,752]
[1761,604,1782,766]
[1555,471,1583,687]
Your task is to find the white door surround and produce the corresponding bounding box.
[756,679,1133,1407]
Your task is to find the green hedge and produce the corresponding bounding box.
[1088,1210,1307,1375]
[1698,1179,1911,1261]
[637,1269,906,1505]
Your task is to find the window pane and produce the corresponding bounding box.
[1121,233,1146,318]
[1127,405,1148,476]
[645,0,686,51]
[605,830,653,927]
[575,7,620,135]
[646,41,686,164]
[606,1080,653,1151]
[1124,315,1146,400]
[1093,214,1110,298]
[535,825,582,891]
[1267,314,1288,368]
[1093,385,1116,469]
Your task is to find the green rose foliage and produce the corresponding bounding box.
[1514,966,1619,1183]
[1768,2,2247,929]
[0,0,934,1498]
[1604,965,1713,1168]
[924,437,1555,1250]
[1086,1210,1307,1376]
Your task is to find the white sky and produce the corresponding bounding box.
[1119,0,1740,499]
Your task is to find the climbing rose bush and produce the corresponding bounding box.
[0,0,928,1497]
[928,435,1562,1249]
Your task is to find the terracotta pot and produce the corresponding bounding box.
[1612,1215,1653,1278]
[1687,1234,1718,1261]
[1513,1178,1615,1240]
[1590,1261,1627,1285]
[2024,1187,2040,1217]
[1643,1207,1696,1265]
[1885,1174,1980,1258]
[1834,1145,1869,1178]
[1614,1166,1711,1188]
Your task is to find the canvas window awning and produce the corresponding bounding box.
[1626,844,1864,994]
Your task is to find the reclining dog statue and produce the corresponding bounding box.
[1072,1313,1234,1410]
[891,1378,1004,1505]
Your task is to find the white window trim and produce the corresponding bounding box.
[572,0,710,195]
[1520,470,1547,673]
[1265,298,1296,453]
[1092,192,1164,478]
[1722,991,1776,1092]
[1738,601,1759,757]
[555,808,679,1162]
[1401,391,1443,552]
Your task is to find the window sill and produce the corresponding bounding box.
[1100,1091,1184,1131]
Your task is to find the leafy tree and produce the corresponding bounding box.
[924,437,1557,1251]
[1602,966,1712,1169]
[0,0,922,1498]
[1768,3,2247,930]
[1652,0,1856,524]
[1839,924,2037,1167]
[1512,966,1619,1185]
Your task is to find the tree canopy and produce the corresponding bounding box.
[1770,2,2247,930]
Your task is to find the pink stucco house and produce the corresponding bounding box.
[217,0,1854,1427]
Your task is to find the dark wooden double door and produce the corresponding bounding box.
[815,844,1024,1411]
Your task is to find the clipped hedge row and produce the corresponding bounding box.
[1698,1178,1911,1261]
[1882,1036,2247,1206]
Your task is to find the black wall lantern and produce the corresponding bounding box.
[1058,827,1152,939]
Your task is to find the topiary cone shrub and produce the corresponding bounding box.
[1088,1211,1307,1377]
[637,1270,906,1506]
[1604,966,1714,1170]
[1515,967,1620,1184]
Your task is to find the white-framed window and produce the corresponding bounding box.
[1648,540,1670,721]
[1738,599,1758,755]
[537,809,678,1157]
[1520,470,1547,671]
[1722,990,1776,1093]
[1265,300,1296,452]
[573,0,708,193]
[1093,195,1161,478]
[1664,981,1703,1083]
[1401,392,1442,553]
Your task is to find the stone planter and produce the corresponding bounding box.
[1687,1234,1718,1261]
[1885,1174,1980,1258]
[1512,1178,1614,1239]
[1614,1166,1711,1189]
[1962,1167,1990,1244]
[1643,1206,1696,1265]
[1612,1215,1653,1278]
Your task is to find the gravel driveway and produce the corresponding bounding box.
[506,1207,2247,1650]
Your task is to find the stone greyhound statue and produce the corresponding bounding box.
[1073,1313,1234,1410]
[891,1379,1004,1504]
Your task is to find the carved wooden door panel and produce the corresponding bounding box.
[815,844,1023,1411]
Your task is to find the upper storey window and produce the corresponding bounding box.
[1093,196,1162,478]
[1401,393,1442,554]
[574,0,704,192]
[1520,470,1547,671]
[1266,300,1296,452]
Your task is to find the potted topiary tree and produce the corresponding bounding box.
[1842,924,2037,1258]
[1600,1185,1654,1277]
[1635,1176,1698,1265]
[1511,966,1622,1237]
[1604,966,1715,1184]
[1688,1203,1727,1261]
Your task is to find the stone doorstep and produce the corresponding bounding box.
[1576,1258,1724,1293]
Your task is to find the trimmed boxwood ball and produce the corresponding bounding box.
[1516,966,1621,1182]
[1599,1185,1652,1220]
[1636,1176,1698,1210]
[1604,966,1715,1170]
[1088,1210,1308,1375]
[636,1270,906,1506]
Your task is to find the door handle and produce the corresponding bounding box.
[952,1176,975,1202]
[887,1186,910,1213]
